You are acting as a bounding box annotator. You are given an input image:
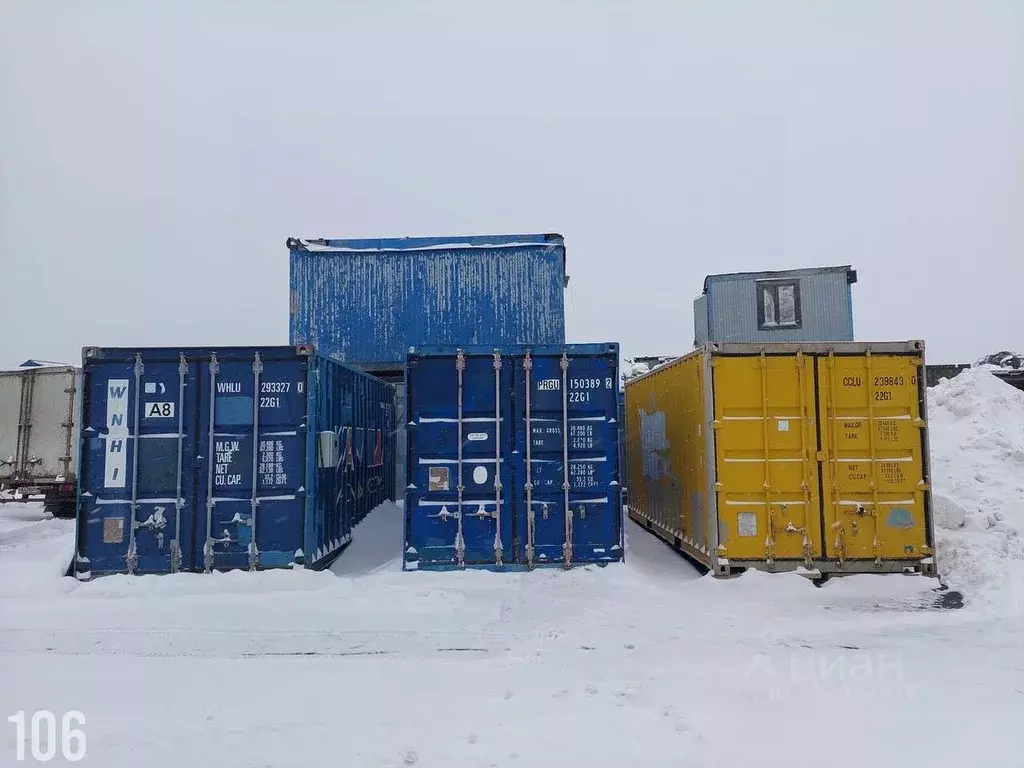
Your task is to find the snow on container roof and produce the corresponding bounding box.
[702,265,856,294]
[16,359,75,369]
[287,233,568,285]
[287,233,563,254]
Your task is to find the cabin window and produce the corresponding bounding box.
[757,280,801,329]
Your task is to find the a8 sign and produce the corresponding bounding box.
[145,401,175,418]
[8,711,86,762]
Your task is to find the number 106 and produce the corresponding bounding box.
[8,711,86,762]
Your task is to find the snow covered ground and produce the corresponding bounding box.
[1,370,1022,767]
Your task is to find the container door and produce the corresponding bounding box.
[517,350,622,568]
[309,361,353,566]
[406,351,515,568]
[394,381,407,500]
[79,353,200,575]
[711,352,823,566]
[23,368,78,483]
[817,352,930,564]
[0,371,28,485]
[194,353,308,572]
[0,367,78,486]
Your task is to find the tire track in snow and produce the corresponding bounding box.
[0,627,517,660]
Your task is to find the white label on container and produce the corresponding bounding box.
[103,517,125,544]
[777,420,790,432]
[145,402,175,419]
[737,512,757,538]
[537,379,560,391]
[144,382,157,394]
[467,432,488,442]
[429,467,450,491]
[473,466,488,485]
[104,379,130,488]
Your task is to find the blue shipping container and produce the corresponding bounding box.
[287,234,568,369]
[404,343,622,571]
[72,345,395,579]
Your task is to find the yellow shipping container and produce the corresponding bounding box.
[625,341,937,579]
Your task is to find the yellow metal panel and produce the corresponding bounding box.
[818,353,929,564]
[711,353,822,564]
[625,354,709,563]
[627,342,935,578]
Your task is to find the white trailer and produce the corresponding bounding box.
[0,362,81,518]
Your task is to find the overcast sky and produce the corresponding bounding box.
[1,1,1021,368]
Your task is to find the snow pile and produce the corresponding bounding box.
[928,368,1024,613]
[621,360,651,381]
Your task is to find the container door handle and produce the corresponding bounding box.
[203,353,220,573]
[125,354,144,575]
[523,351,534,569]
[561,352,572,569]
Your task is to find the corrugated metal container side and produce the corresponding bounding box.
[626,340,937,579]
[353,366,408,502]
[404,343,622,571]
[692,295,709,348]
[0,364,82,516]
[288,234,568,368]
[72,346,395,579]
[618,393,627,505]
[695,266,856,346]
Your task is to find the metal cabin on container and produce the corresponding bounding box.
[625,340,937,580]
[72,345,395,579]
[404,343,622,571]
[287,234,569,371]
[694,266,857,346]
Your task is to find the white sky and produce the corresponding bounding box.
[1,1,1021,367]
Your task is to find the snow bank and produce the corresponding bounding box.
[928,368,1024,614]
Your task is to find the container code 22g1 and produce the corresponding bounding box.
[566,377,613,403]
[259,380,299,409]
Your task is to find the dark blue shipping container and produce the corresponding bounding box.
[72,346,394,579]
[404,343,622,571]
[287,234,568,369]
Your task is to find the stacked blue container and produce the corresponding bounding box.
[286,233,623,571]
[287,234,570,370]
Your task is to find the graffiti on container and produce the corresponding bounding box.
[330,424,387,513]
[639,407,672,482]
